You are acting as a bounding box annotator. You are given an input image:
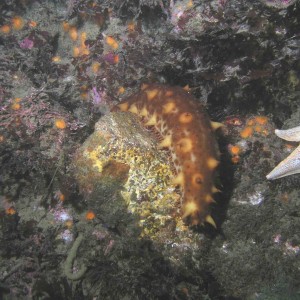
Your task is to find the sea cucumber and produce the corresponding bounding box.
[112,83,220,226]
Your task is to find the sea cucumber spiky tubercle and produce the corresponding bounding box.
[112,83,220,226]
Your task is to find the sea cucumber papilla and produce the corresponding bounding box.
[112,83,220,226]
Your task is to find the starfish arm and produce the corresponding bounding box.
[275,125,300,142]
[266,145,300,180]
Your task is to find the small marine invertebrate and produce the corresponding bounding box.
[11,102,21,111]
[105,36,119,50]
[5,207,16,215]
[54,118,67,129]
[68,26,78,41]
[91,62,101,73]
[113,83,220,226]
[239,116,269,139]
[54,190,66,202]
[0,24,11,34]
[11,16,24,31]
[85,210,96,220]
[266,125,300,179]
[28,20,37,28]
[240,126,253,139]
[228,144,241,164]
[64,233,87,280]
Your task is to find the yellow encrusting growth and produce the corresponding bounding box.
[74,112,181,238]
[83,146,104,172]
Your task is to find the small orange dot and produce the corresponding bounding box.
[52,56,61,62]
[69,27,78,41]
[73,46,80,57]
[6,207,16,215]
[92,62,101,73]
[179,112,193,123]
[187,0,194,8]
[65,220,73,228]
[0,24,11,34]
[246,119,255,126]
[285,143,294,151]
[12,16,24,30]
[183,85,190,92]
[0,135,4,142]
[81,47,90,56]
[240,127,253,139]
[14,97,22,103]
[28,20,37,27]
[255,116,268,125]
[58,193,65,201]
[54,119,67,129]
[262,129,269,136]
[254,125,263,133]
[62,21,70,32]
[113,54,119,64]
[11,103,21,110]
[118,86,125,94]
[80,32,87,46]
[85,210,96,220]
[230,145,241,155]
[106,36,118,50]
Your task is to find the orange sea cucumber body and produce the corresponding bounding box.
[112,83,219,226]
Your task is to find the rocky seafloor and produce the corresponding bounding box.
[0,0,299,299]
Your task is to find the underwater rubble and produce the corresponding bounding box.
[0,0,300,299]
